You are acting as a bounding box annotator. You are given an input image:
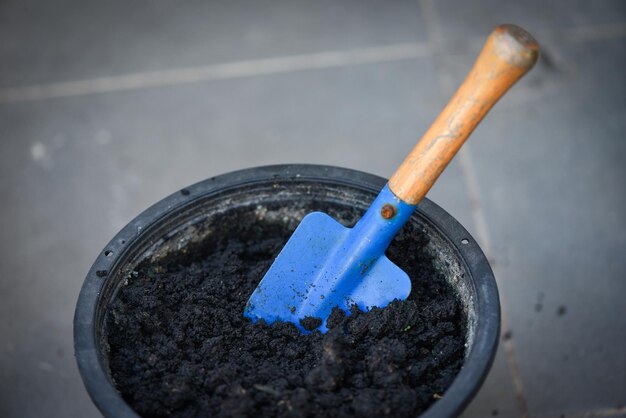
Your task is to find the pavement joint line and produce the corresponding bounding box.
[1,21,624,104]
[0,42,431,103]
[459,140,533,418]
[458,141,532,418]
[457,148,492,257]
[418,0,531,416]
[463,21,626,50]
[565,21,626,42]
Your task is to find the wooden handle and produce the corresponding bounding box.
[389,24,539,204]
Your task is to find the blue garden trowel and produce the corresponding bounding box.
[245,24,538,332]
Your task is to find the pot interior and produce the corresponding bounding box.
[97,179,476,373]
[88,175,487,418]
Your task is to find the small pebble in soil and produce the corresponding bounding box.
[105,207,467,418]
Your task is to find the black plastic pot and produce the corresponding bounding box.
[74,164,500,418]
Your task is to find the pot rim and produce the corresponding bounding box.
[74,164,500,418]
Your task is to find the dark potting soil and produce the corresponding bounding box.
[106,206,467,418]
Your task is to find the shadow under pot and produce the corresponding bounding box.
[74,164,500,418]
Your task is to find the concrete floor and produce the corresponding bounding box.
[1,1,625,417]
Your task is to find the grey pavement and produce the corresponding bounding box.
[0,1,625,417]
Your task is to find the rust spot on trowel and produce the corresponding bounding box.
[380,204,396,219]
